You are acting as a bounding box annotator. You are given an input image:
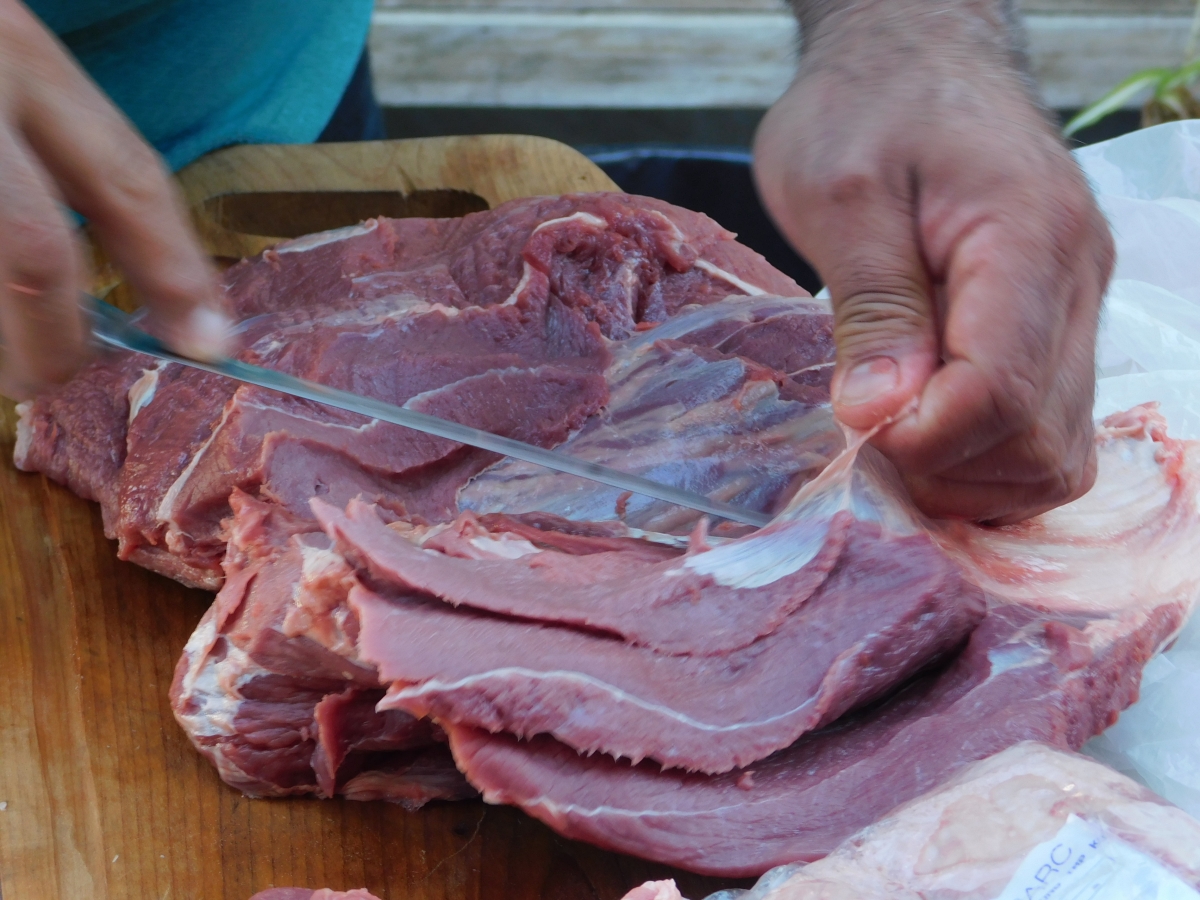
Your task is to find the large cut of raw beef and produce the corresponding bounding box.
[15,193,1200,879]
[16,194,807,589]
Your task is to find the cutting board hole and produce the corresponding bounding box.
[203,189,490,238]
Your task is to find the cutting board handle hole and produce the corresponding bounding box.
[202,189,490,239]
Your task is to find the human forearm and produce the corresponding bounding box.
[789,0,1028,82]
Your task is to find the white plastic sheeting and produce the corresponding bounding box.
[1078,121,1200,818]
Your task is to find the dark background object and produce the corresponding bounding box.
[591,147,822,293]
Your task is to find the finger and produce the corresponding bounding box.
[0,123,86,398]
[905,443,1097,524]
[878,176,1108,476]
[2,5,230,359]
[906,268,1103,522]
[754,134,939,431]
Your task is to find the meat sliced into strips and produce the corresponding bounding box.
[345,516,983,773]
[442,407,1200,876]
[170,492,474,806]
[314,497,854,657]
[20,192,794,589]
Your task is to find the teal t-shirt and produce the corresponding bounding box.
[27,0,375,171]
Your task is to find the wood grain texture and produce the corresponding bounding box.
[178,135,618,259]
[368,8,1194,109]
[0,139,737,900]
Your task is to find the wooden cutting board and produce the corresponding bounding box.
[0,136,745,900]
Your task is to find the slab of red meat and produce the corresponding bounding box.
[16,193,802,589]
[442,407,1200,875]
[314,503,982,774]
[249,890,381,900]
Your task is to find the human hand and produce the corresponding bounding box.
[753,0,1114,524]
[0,0,230,399]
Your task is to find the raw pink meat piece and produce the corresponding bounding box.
[313,497,855,657]
[16,193,801,588]
[23,190,1199,883]
[337,514,982,773]
[444,407,1200,875]
[169,491,474,805]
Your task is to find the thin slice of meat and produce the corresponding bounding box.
[460,298,843,535]
[346,517,983,774]
[169,492,474,806]
[314,497,853,656]
[442,407,1200,876]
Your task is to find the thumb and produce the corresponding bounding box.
[821,215,940,431]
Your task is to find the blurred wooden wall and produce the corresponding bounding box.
[368,0,1195,110]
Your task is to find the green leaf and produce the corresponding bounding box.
[1157,57,1200,98]
[1064,68,1175,137]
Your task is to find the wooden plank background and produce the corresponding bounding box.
[368,0,1196,109]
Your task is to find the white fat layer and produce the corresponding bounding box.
[127,361,168,424]
[533,211,606,234]
[679,427,863,588]
[936,426,1200,617]
[300,543,347,580]
[790,361,835,376]
[154,400,235,523]
[646,209,687,251]
[12,401,33,468]
[275,219,378,253]
[175,618,267,739]
[390,665,822,734]
[466,534,543,559]
[499,263,535,307]
[695,259,767,296]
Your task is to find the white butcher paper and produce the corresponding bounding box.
[1075,121,1200,817]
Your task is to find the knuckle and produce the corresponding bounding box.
[984,366,1042,437]
[821,166,882,209]
[93,135,170,216]
[6,215,75,285]
[836,290,929,336]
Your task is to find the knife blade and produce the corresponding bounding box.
[83,294,771,529]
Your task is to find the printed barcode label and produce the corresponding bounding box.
[993,814,1200,900]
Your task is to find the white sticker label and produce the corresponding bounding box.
[993,814,1200,900]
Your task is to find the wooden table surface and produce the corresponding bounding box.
[0,404,742,900]
[0,137,745,900]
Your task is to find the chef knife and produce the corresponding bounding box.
[83,293,771,529]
